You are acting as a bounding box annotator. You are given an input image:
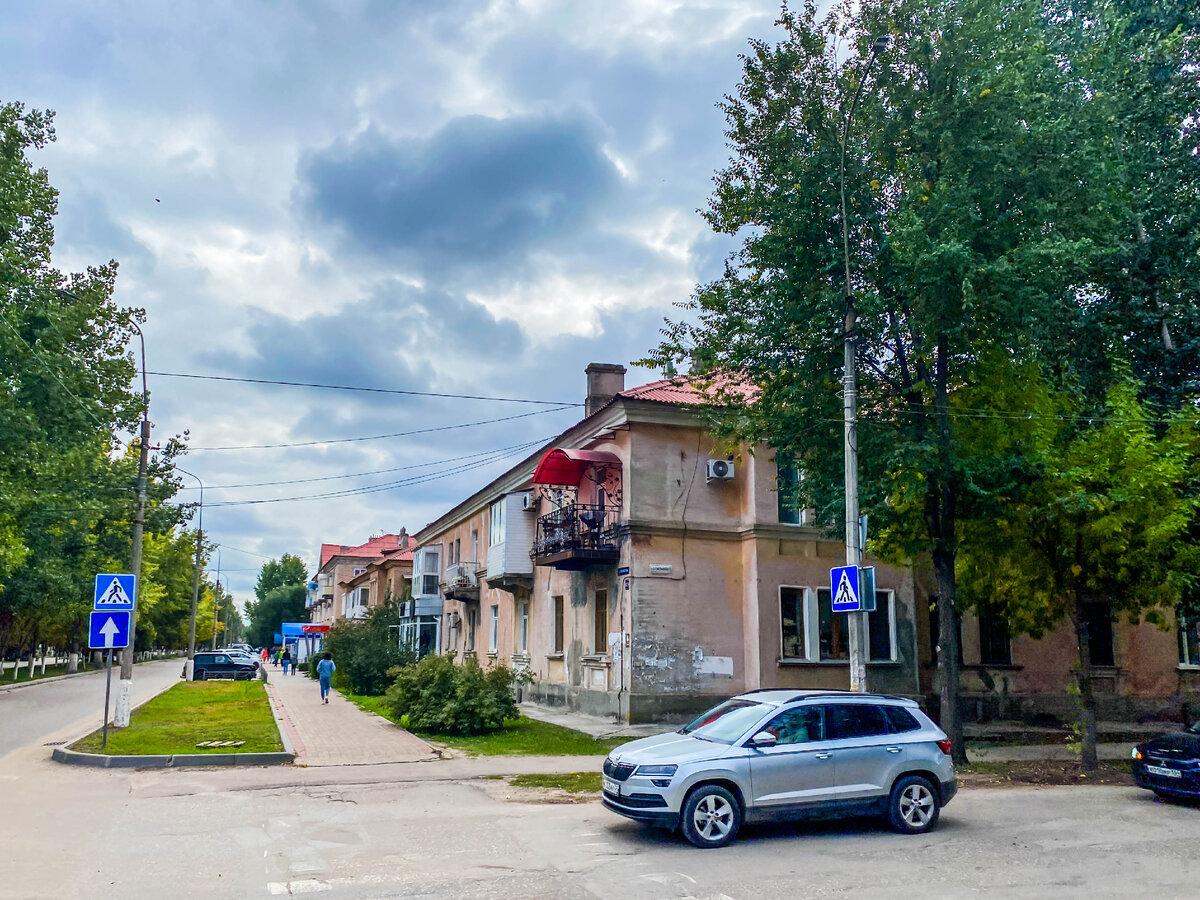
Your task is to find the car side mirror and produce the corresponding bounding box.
[748,731,777,748]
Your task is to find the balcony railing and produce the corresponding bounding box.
[531,502,620,570]
[443,561,480,600]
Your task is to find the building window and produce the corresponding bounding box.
[489,604,499,654]
[978,606,1012,666]
[553,596,564,653]
[419,548,440,596]
[777,460,801,525]
[489,499,505,546]
[809,588,895,662]
[470,529,478,561]
[1180,618,1200,667]
[517,600,529,654]
[466,608,477,652]
[1082,602,1115,667]
[455,538,461,564]
[593,589,609,654]
[780,588,805,659]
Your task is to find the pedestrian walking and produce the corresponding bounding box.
[316,652,336,704]
[281,647,291,676]
[261,646,268,664]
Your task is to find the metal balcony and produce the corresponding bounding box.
[530,503,620,571]
[442,562,480,601]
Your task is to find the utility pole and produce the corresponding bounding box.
[114,322,149,728]
[176,467,204,680]
[211,548,221,650]
[839,35,889,694]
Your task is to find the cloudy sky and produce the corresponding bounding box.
[4,0,786,607]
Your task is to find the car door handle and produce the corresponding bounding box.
[814,753,832,760]
[885,747,902,753]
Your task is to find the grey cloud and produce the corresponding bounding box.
[298,114,619,267]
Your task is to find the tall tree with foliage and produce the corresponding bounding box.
[253,553,308,602]
[245,581,308,649]
[644,0,1124,760]
[958,378,1197,767]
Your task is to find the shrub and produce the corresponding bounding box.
[321,602,416,695]
[385,654,519,735]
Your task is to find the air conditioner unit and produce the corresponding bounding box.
[521,492,537,511]
[706,458,735,482]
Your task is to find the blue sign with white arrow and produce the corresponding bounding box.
[94,573,136,611]
[89,610,131,650]
[830,565,862,612]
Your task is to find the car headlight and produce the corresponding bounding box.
[635,764,678,777]
[1131,748,1143,760]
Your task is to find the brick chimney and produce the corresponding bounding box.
[585,363,627,417]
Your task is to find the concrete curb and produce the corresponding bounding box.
[50,674,294,770]
[264,679,298,757]
[50,747,295,768]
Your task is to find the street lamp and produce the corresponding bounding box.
[838,34,890,694]
[174,465,204,680]
[56,289,150,726]
[212,547,221,650]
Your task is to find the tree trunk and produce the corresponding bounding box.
[930,336,966,764]
[1073,603,1099,770]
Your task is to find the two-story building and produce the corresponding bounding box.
[404,364,930,722]
[309,532,413,625]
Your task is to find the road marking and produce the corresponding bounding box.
[266,880,331,895]
[643,872,698,885]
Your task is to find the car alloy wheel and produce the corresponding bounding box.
[888,774,940,834]
[681,785,742,849]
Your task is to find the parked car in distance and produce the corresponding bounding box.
[223,649,260,669]
[602,689,956,848]
[1131,720,1200,800]
[184,651,257,681]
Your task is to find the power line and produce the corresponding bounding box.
[206,440,541,508]
[179,438,553,490]
[0,313,112,431]
[188,407,574,451]
[142,370,584,407]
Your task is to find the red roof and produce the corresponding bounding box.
[620,374,757,406]
[532,448,622,486]
[318,533,402,569]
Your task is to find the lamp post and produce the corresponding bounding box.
[174,465,204,680]
[839,34,890,694]
[212,547,221,650]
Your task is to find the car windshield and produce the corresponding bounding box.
[678,699,766,744]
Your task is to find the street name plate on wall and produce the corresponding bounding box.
[648,564,673,576]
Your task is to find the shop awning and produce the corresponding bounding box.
[532,448,622,486]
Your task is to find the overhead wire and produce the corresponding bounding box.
[188,406,574,451]
[140,370,584,406]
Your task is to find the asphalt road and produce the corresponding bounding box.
[2,745,1198,899]
[0,658,182,758]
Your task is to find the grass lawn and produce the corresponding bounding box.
[340,689,629,756]
[509,772,603,793]
[72,681,283,755]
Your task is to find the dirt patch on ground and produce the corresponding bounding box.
[476,778,598,805]
[959,760,1135,788]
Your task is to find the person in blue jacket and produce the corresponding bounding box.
[316,652,336,704]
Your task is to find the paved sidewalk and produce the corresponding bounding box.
[266,672,437,767]
[517,701,667,738]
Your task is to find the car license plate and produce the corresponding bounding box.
[603,776,621,796]
[1145,765,1181,778]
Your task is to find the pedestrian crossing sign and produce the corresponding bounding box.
[94,573,136,611]
[829,565,861,612]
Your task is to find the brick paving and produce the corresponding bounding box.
[266,669,437,767]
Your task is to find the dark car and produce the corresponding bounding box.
[1131,721,1200,800]
[184,651,257,681]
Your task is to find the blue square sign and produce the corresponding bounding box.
[830,565,862,612]
[94,573,136,611]
[89,610,131,650]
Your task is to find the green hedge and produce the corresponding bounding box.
[384,654,519,735]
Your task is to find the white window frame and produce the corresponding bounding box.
[489,604,499,654]
[517,600,529,654]
[1181,617,1200,668]
[779,585,896,663]
[489,499,505,547]
[417,547,440,597]
[466,608,477,652]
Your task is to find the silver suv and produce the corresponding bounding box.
[602,690,956,848]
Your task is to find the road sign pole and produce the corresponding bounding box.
[102,649,113,750]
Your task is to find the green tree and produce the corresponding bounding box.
[253,554,308,603]
[958,379,1198,767]
[645,0,1113,760]
[245,582,308,648]
[321,600,415,695]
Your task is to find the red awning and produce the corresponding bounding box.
[532,448,622,486]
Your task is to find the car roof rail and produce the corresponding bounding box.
[787,691,917,704]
